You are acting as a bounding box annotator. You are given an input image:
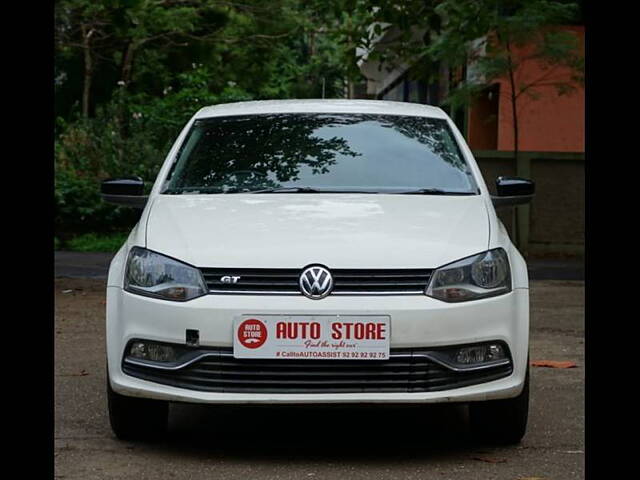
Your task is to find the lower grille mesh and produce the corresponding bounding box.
[123,348,512,394]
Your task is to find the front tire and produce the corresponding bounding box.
[107,378,168,441]
[469,366,530,445]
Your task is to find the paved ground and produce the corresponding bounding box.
[55,251,117,279]
[54,275,584,480]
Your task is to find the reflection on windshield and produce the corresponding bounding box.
[163,113,477,194]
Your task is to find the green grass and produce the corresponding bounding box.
[66,232,129,253]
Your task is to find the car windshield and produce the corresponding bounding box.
[162,113,478,194]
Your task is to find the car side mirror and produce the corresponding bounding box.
[491,176,535,208]
[101,177,148,209]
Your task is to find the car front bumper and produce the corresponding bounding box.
[107,287,529,404]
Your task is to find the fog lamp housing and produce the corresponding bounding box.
[428,341,510,371]
[127,340,179,363]
[455,343,505,365]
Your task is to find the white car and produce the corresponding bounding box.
[102,99,534,444]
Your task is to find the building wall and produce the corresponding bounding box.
[475,151,584,257]
[468,26,584,153]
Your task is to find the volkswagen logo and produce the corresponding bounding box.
[299,265,333,299]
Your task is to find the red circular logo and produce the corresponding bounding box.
[237,318,268,349]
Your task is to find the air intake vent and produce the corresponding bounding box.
[123,347,513,394]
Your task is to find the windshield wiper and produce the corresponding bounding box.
[239,187,381,194]
[162,186,318,194]
[165,186,475,195]
[239,186,322,194]
[162,187,224,194]
[397,188,476,195]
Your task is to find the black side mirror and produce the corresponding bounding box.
[101,177,148,209]
[491,176,535,208]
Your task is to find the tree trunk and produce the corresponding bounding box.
[505,40,519,162]
[114,40,138,165]
[81,25,95,118]
[120,41,137,88]
[505,39,522,249]
[508,71,519,162]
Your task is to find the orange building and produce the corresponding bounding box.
[360,26,584,154]
[467,26,584,153]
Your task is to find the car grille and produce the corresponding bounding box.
[199,268,433,295]
[123,348,512,394]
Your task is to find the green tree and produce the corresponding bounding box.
[54,0,361,237]
[55,1,112,118]
[55,0,296,119]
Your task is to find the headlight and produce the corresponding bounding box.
[124,247,207,301]
[425,248,511,302]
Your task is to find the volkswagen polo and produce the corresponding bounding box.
[102,99,534,444]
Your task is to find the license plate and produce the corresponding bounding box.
[233,315,390,360]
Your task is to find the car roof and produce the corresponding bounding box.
[194,99,448,120]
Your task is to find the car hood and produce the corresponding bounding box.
[145,194,490,269]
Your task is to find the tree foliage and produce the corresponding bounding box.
[54,0,363,237]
